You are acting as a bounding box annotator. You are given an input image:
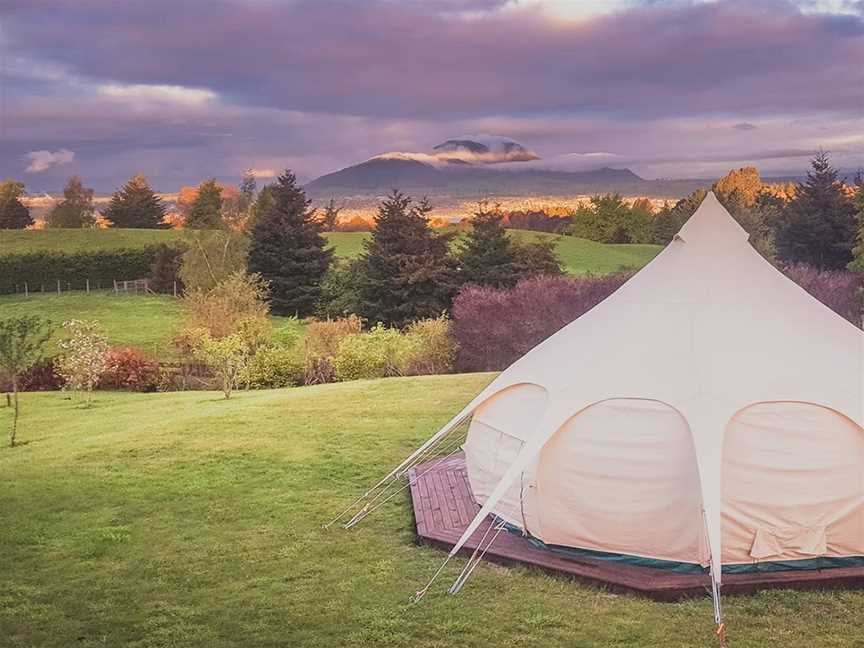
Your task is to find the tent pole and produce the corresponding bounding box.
[703,510,728,648]
[323,411,471,529]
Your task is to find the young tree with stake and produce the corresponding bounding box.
[0,316,53,447]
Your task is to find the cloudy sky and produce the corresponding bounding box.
[1,0,862,192]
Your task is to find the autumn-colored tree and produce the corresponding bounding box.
[713,166,763,206]
[46,176,96,228]
[0,180,33,229]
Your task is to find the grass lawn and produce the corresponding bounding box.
[0,292,304,359]
[1,228,661,275]
[1,374,862,647]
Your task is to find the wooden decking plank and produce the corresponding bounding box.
[408,451,864,601]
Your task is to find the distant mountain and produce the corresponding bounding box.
[304,135,715,199]
[304,157,665,198]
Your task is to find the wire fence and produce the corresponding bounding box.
[5,278,180,298]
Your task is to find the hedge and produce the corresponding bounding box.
[0,246,171,295]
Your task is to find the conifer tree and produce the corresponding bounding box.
[357,191,457,328]
[247,171,333,316]
[848,177,864,273]
[775,152,856,269]
[185,179,224,229]
[457,200,520,288]
[103,173,167,228]
[0,180,33,229]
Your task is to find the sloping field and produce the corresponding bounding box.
[1,375,862,647]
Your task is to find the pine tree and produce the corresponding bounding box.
[775,152,857,269]
[357,191,457,328]
[103,173,167,228]
[247,171,333,316]
[149,243,185,294]
[185,179,224,229]
[457,200,520,288]
[320,198,342,231]
[0,180,33,229]
[46,176,95,228]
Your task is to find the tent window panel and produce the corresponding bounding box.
[722,402,864,565]
[533,399,704,565]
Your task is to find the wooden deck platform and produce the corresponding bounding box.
[407,452,864,601]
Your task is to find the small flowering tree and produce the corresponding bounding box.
[55,320,109,404]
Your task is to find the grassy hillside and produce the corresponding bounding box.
[0,293,303,359]
[0,228,184,253]
[2,376,861,647]
[0,228,661,275]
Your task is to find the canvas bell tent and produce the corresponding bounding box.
[330,192,864,637]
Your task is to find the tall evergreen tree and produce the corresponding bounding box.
[319,198,342,231]
[185,179,224,229]
[248,171,333,316]
[357,191,457,328]
[848,177,864,272]
[46,176,95,228]
[0,180,33,229]
[775,152,856,269]
[457,201,520,288]
[103,173,167,228]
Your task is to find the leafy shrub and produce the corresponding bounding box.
[240,344,304,389]
[182,272,271,345]
[0,248,163,295]
[451,273,632,372]
[401,316,457,375]
[98,347,159,391]
[333,324,405,381]
[302,315,362,384]
[192,332,251,399]
[783,264,863,327]
[0,358,63,392]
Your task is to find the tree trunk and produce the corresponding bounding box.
[10,375,19,447]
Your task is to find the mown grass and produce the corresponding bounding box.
[0,292,304,359]
[1,375,863,647]
[0,228,661,275]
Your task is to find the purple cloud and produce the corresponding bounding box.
[0,0,862,189]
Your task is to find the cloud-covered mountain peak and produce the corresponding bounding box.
[372,135,539,167]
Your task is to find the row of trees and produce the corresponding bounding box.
[176,171,562,327]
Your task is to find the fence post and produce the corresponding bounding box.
[173,281,177,298]
[113,279,118,295]
[24,282,28,298]
[57,279,61,295]
[86,279,90,295]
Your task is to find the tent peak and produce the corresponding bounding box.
[674,191,750,245]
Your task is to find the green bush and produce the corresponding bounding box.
[401,316,457,376]
[241,344,305,389]
[302,315,362,384]
[0,247,170,295]
[333,324,405,381]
